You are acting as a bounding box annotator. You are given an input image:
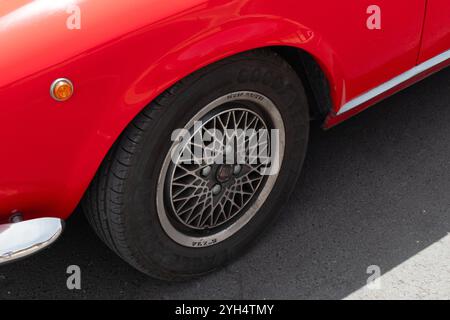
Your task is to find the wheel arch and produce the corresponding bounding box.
[0,10,342,221]
[74,43,336,216]
[272,46,334,122]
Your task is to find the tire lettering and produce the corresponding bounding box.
[192,239,218,247]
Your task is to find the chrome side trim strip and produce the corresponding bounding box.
[338,49,450,115]
[0,218,64,265]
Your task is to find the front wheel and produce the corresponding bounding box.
[82,49,310,280]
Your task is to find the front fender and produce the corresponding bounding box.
[0,0,339,221]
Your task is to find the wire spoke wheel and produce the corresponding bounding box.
[157,91,286,247]
[169,109,268,230]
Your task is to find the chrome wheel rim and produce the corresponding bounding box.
[156,91,285,248]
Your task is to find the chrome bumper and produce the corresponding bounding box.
[0,218,64,265]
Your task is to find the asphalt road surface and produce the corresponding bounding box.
[1,68,450,300]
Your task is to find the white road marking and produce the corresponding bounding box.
[344,234,450,300]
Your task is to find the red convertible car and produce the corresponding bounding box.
[0,0,449,280]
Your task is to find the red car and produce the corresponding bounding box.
[0,0,449,280]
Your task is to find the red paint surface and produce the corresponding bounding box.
[0,0,448,221]
[418,0,450,63]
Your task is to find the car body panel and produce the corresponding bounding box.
[0,0,447,221]
[418,0,450,63]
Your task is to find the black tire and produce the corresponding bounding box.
[82,49,310,280]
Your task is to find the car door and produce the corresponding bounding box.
[292,0,426,114]
[418,0,450,63]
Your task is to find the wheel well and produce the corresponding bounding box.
[272,46,333,121]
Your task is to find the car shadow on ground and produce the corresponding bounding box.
[1,68,450,300]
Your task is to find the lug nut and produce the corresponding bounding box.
[201,166,212,177]
[212,184,222,195]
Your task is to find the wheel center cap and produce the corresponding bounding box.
[216,165,234,183]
